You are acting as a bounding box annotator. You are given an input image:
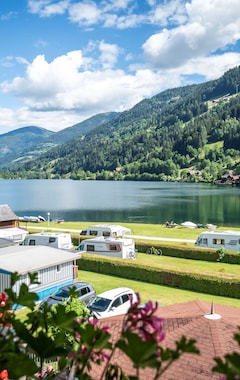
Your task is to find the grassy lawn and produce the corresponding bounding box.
[25,221,240,242]
[78,270,240,308]
[137,253,240,279]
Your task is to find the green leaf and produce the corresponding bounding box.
[4,352,38,379]
[116,332,159,368]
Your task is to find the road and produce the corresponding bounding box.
[26,226,196,244]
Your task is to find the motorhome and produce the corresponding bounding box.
[195,230,240,252]
[21,232,73,250]
[80,224,131,238]
[77,236,136,259]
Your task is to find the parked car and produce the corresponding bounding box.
[87,287,137,319]
[39,282,96,311]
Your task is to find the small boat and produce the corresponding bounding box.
[165,221,178,228]
[181,221,198,229]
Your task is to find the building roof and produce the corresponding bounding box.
[0,245,80,274]
[92,300,240,380]
[0,204,18,223]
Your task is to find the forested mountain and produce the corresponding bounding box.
[41,111,120,146]
[1,66,240,182]
[0,126,54,168]
[0,112,119,168]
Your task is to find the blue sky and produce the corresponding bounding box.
[0,0,239,133]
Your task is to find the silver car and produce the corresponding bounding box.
[39,282,96,310]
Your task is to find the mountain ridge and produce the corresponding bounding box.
[0,112,120,168]
[1,66,240,182]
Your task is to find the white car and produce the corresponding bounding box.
[87,287,137,319]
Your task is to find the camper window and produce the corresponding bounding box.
[89,230,98,236]
[87,244,95,252]
[109,244,117,251]
[49,237,56,243]
[103,231,111,237]
[213,238,225,245]
[57,265,61,273]
[29,239,36,246]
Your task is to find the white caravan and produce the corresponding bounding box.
[77,236,136,259]
[21,232,73,250]
[195,230,240,252]
[0,227,29,247]
[80,224,131,238]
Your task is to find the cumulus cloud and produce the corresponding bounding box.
[28,0,69,17]
[143,0,240,69]
[98,41,120,69]
[68,1,101,26]
[0,0,239,133]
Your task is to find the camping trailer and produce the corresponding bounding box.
[77,236,136,259]
[80,224,131,238]
[0,227,28,247]
[21,232,73,250]
[195,230,240,252]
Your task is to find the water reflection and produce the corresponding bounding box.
[0,180,239,226]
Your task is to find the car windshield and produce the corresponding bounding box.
[52,288,69,299]
[89,297,111,312]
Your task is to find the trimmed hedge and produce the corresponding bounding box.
[78,255,240,299]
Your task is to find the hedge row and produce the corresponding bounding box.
[78,256,240,299]
[136,243,240,264]
[72,237,240,264]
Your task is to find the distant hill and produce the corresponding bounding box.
[44,112,120,145]
[0,112,119,168]
[0,126,54,167]
[1,66,240,182]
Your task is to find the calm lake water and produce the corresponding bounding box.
[0,179,239,227]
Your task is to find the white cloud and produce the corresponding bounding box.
[142,0,240,69]
[178,52,240,81]
[0,0,239,134]
[0,47,181,132]
[28,0,69,17]
[99,41,120,69]
[68,1,101,26]
[148,0,187,27]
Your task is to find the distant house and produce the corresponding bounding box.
[0,204,28,246]
[186,169,201,177]
[0,204,20,229]
[0,245,80,302]
[215,170,240,185]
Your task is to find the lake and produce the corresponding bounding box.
[0,179,239,227]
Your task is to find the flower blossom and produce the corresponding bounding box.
[0,370,9,380]
[0,293,7,307]
[124,293,165,344]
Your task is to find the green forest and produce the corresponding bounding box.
[1,66,240,183]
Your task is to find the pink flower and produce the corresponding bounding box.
[124,293,165,345]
